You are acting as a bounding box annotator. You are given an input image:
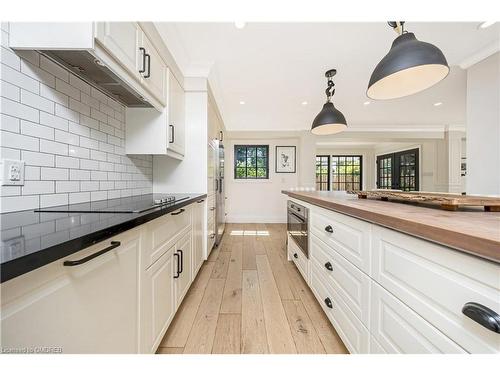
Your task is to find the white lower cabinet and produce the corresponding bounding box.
[193,198,206,274]
[174,231,193,307]
[370,282,466,353]
[0,229,141,353]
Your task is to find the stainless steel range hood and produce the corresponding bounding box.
[41,51,152,108]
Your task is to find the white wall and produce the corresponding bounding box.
[225,135,300,223]
[466,52,500,195]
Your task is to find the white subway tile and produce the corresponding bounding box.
[114,145,125,155]
[81,92,100,110]
[80,180,99,191]
[90,149,107,161]
[91,108,107,123]
[107,190,121,199]
[1,147,20,159]
[69,169,90,180]
[1,130,39,151]
[69,98,90,116]
[114,181,126,189]
[90,87,108,102]
[16,50,39,67]
[69,191,90,204]
[20,120,54,140]
[40,112,68,131]
[79,114,99,129]
[54,129,79,146]
[56,181,80,193]
[114,129,124,139]
[40,55,69,82]
[20,59,55,88]
[21,150,54,167]
[99,122,115,135]
[100,181,114,190]
[55,155,79,169]
[40,84,68,106]
[40,193,68,207]
[107,154,121,164]
[1,80,20,101]
[99,102,115,117]
[25,166,40,180]
[55,103,79,122]
[107,134,121,146]
[90,170,107,180]
[68,145,89,159]
[80,159,99,170]
[107,98,124,113]
[22,180,54,194]
[1,47,21,69]
[68,121,90,137]
[55,78,80,100]
[41,167,68,180]
[69,74,91,95]
[90,128,107,142]
[1,114,20,132]
[1,185,21,196]
[114,111,124,122]
[40,139,68,156]
[99,142,114,153]
[1,64,39,94]
[1,97,39,122]
[21,89,54,113]
[1,195,39,213]
[107,116,121,129]
[99,161,114,171]
[79,136,99,150]
[91,190,107,201]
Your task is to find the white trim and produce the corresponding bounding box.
[459,41,500,69]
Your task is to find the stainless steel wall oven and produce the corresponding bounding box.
[287,200,308,258]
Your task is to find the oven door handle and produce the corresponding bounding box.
[289,211,306,223]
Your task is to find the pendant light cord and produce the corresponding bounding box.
[325,78,335,102]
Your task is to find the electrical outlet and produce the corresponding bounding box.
[1,159,25,186]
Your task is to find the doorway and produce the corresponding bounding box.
[376,148,419,191]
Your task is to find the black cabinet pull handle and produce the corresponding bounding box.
[215,179,218,192]
[139,47,146,74]
[210,206,216,211]
[324,297,333,309]
[219,130,223,142]
[169,124,175,143]
[325,262,333,271]
[462,302,500,333]
[177,249,183,274]
[293,253,298,259]
[171,209,185,216]
[64,241,120,266]
[325,225,333,233]
[197,199,205,203]
[144,53,151,78]
[173,252,180,279]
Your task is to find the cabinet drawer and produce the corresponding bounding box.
[372,225,500,353]
[287,234,309,282]
[144,206,192,268]
[371,282,465,353]
[310,207,371,274]
[310,234,371,326]
[309,262,370,353]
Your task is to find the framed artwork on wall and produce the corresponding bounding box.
[275,146,296,173]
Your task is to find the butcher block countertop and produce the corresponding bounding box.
[283,190,500,264]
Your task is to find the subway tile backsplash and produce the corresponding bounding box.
[0,25,153,213]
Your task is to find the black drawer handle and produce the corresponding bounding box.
[462,302,500,333]
[143,53,151,78]
[324,297,333,309]
[325,225,333,233]
[293,253,298,259]
[197,199,205,203]
[173,252,180,279]
[171,209,185,216]
[139,47,146,73]
[177,249,183,274]
[169,124,175,143]
[325,262,333,271]
[63,241,120,266]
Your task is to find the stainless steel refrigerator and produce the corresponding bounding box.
[215,141,225,245]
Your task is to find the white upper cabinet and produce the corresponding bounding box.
[95,22,141,80]
[167,71,186,156]
[140,32,167,106]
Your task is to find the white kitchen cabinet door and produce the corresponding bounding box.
[140,33,167,106]
[167,71,185,157]
[174,231,193,307]
[95,22,141,80]
[1,229,141,353]
[193,199,206,275]
[140,245,176,353]
[370,282,466,353]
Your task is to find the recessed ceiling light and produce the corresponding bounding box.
[434,102,443,107]
[478,21,496,29]
[301,101,308,105]
[239,101,245,105]
[363,101,371,105]
[235,21,246,29]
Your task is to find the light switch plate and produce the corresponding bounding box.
[1,159,25,186]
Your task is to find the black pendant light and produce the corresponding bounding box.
[311,69,347,135]
[367,21,449,100]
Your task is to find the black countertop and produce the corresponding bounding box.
[0,193,207,283]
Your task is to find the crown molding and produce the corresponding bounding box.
[459,41,500,69]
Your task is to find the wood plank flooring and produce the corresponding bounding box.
[157,223,348,354]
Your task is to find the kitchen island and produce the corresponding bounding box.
[282,190,500,354]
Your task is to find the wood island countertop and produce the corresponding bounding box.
[282,190,500,264]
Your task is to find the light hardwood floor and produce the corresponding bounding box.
[157,223,348,354]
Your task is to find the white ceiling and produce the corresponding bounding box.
[156,22,500,132]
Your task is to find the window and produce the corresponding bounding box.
[331,155,362,191]
[377,148,419,191]
[316,155,330,191]
[234,145,269,179]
